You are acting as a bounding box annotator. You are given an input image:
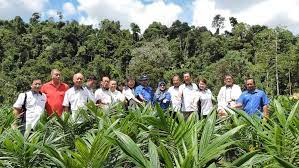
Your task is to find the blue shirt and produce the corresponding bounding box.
[154,90,171,110]
[135,85,154,103]
[237,89,269,117]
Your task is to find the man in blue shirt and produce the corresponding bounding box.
[232,78,269,119]
[135,75,154,104]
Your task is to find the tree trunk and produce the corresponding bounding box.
[275,32,279,95]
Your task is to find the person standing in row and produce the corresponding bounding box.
[123,77,142,107]
[63,73,95,121]
[95,76,111,109]
[41,69,69,117]
[135,75,154,104]
[197,79,213,118]
[232,78,269,119]
[109,80,125,105]
[154,80,171,111]
[168,75,181,112]
[179,72,199,119]
[217,75,242,117]
[13,79,47,133]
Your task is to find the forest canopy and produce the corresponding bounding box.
[0,14,298,103]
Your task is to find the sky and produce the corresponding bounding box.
[0,0,298,34]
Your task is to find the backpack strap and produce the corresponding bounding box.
[20,92,27,134]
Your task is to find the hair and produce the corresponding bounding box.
[87,75,97,81]
[73,73,84,80]
[224,74,233,80]
[101,75,110,81]
[198,79,207,84]
[51,69,60,76]
[126,76,135,82]
[183,72,190,76]
[246,78,256,85]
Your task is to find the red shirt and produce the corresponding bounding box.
[41,81,69,116]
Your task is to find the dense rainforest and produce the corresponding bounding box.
[0,13,298,103]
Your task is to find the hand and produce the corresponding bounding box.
[218,109,227,118]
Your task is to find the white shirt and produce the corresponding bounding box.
[123,87,135,100]
[13,91,47,130]
[179,83,199,112]
[95,88,111,109]
[110,90,125,104]
[168,86,181,112]
[62,87,94,120]
[217,84,242,110]
[197,89,213,115]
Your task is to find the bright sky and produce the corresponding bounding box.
[0,0,298,34]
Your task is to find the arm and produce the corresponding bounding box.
[263,105,269,119]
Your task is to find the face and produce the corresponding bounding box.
[246,79,255,91]
[109,80,117,92]
[73,74,84,87]
[128,80,135,88]
[160,83,166,91]
[140,79,148,86]
[198,81,206,90]
[87,79,96,89]
[224,76,233,86]
[172,76,180,87]
[31,80,42,92]
[51,70,61,82]
[183,73,191,84]
[101,77,110,89]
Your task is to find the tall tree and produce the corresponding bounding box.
[212,14,225,35]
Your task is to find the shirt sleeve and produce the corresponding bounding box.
[135,86,142,97]
[13,93,26,109]
[62,91,70,107]
[94,89,101,102]
[123,89,134,100]
[261,91,270,106]
[217,87,226,109]
[233,85,242,100]
[236,93,245,105]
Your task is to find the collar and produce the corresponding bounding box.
[185,82,192,86]
[247,89,258,93]
[225,85,233,88]
[31,90,42,95]
[74,86,83,90]
[50,80,61,87]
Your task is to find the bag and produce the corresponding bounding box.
[20,92,27,134]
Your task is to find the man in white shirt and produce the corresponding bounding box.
[217,75,242,117]
[168,75,181,112]
[179,72,199,118]
[123,77,142,107]
[109,80,125,104]
[13,79,47,133]
[63,73,95,121]
[95,76,111,109]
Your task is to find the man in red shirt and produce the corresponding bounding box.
[41,69,69,117]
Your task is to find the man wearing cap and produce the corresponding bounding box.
[135,75,154,104]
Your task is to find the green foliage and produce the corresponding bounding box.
[0,97,298,167]
[0,16,298,106]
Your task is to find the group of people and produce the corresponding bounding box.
[12,69,270,132]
